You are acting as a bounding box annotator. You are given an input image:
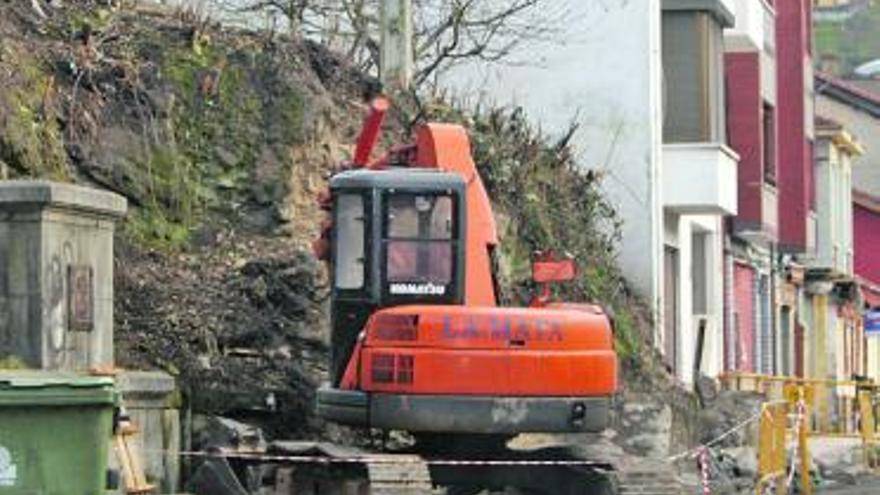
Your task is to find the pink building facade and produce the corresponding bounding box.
[723,0,820,378]
[723,0,783,375]
[855,190,880,291]
[777,0,815,254]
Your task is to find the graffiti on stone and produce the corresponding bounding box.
[44,242,74,366]
[45,255,65,355]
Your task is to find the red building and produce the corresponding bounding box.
[855,190,880,298]
[723,0,816,377]
[726,50,777,238]
[776,0,815,254]
[725,9,778,374]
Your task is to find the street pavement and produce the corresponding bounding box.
[819,476,880,494]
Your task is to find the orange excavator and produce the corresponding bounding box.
[315,97,618,438]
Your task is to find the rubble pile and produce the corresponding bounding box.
[115,235,334,438]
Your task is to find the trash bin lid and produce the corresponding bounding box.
[0,372,116,406]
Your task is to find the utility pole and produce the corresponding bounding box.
[380,0,413,92]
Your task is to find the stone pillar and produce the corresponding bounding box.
[0,181,126,371]
[111,371,181,494]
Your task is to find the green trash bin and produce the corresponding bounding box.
[0,372,116,495]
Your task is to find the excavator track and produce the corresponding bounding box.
[191,440,621,495]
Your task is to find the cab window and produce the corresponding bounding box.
[385,194,455,284]
[334,194,366,289]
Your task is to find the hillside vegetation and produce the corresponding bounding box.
[816,2,880,74]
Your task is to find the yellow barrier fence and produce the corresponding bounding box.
[726,373,880,492]
[860,390,880,470]
[756,401,789,495]
[720,372,878,437]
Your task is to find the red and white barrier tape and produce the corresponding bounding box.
[668,407,766,462]
[696,447,711,495]
[166,450,613,468]
[786,399,807,490]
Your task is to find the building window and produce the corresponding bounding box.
[662,11,727,143]
[692,232,709,315]
[780,305,792,376]
[763,102,777,185]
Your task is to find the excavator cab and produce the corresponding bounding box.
[327,169,468,384]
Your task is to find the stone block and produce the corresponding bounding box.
[0,181,125,370]
[111,371,181,494]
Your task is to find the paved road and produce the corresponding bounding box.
[819,477,880,494]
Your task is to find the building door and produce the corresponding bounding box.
[734,264,755,372]
[664,247,679,375]
[759,275,772,374]
[781,305,792,376]
[795,321,805,378]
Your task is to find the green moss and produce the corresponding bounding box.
[611,309,639,361]
[131,37,302,247]
[62,6,114,36]
[0,356,30,370]
[816,3,880,73]
[124,205,192,251]
[0,49,68,180]
[121,144,204,249]
[276,90,305,144]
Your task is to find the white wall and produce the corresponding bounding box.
[815,135,858,274]
[869,338,880,382]
[815,139,836,269]
[440,0,665,337]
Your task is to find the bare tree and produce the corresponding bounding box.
[411,0,555,86]
[206,0,562,89]
[221,0,309,32]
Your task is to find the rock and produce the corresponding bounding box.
[246,275,269,306]
[717,446,758,479]
[813,438,867,486]
[698,391,763,448]
[193,415,267,452]
[619,399,672,458]
[30,0,47,18]
[695,374,719,405]
[214,147,239,169]
[240,205,280,231]
[185,455,250,495]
